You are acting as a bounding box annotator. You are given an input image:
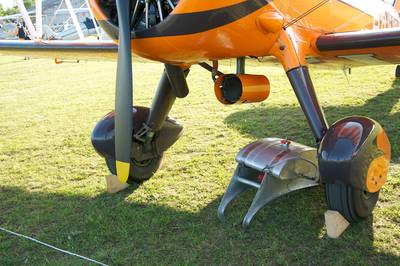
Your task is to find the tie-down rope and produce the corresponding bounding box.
[0,226,108,266]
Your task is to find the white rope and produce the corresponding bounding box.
[0,226,108,266]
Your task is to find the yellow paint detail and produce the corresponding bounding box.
[116,161,130,184]
[377,129,391,160]
[366,156,389,193]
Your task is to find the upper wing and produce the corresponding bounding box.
[314,28,400,66]
[0,40,118,61]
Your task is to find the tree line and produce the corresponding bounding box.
[0,0,34,17]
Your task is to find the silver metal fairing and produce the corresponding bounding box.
[218,138,320,228]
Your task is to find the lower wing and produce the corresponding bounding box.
[0,40,118,61]
[2,28,400,68]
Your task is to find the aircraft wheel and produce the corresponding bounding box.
[105,155,163,184]
[396,65,400,79]
[319,116,390,223]
[325,183,379,223]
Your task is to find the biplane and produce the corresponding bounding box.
[1,0,399,227]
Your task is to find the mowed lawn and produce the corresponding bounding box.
[0,55,399,265]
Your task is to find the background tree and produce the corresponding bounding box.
[0,0,35,16]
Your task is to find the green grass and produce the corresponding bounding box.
[0,56,399,265]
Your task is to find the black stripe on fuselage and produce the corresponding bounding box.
[316,28,400,51]
[134,0,268,38]
[98,0,270,40]
[133,0,269,38]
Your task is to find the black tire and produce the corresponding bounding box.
[105,155,163,184]
[325,183,380,223]
[396,65,400,79]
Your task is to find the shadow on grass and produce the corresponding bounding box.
[225,79,400,159]
[1,82,399,265]
[0,185,398,265]
[216,79,400,264]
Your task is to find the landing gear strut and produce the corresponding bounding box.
[285,67,389,224]
[92,65,189,183]
[218,66,390,226]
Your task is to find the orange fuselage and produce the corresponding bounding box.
[90,0,400,66]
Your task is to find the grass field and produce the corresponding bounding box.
[0,56,399,265]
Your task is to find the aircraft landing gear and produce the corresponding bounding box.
[92,105,183,184]
[396,65,400,78]
[105,155,163,183]
[319,116,390,222]
[92,65,189,183]
[325,184,379,223]
[288,67,391,224]
[288,67,390,223]
[218,66,391,226]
